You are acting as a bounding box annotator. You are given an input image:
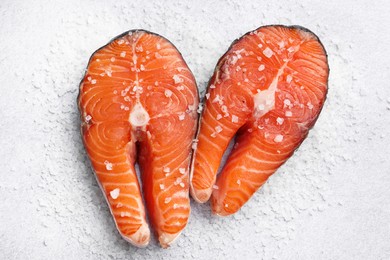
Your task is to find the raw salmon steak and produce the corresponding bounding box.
[190,25,329,216]
[78,30,198,247]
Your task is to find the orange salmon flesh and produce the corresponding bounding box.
[190,25,329,216]
[78,30,199,248]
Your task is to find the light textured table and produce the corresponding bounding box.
[1,0,389,259]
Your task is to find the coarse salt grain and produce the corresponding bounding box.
[165,89,172,97]
[164,197,171,204]
[163,167,170,173]
[159,184,165,190]
[173,75,182,84]
[110,188,120,199]
[179,183,185,188]
[197,103,203,113]
[178,113,185,121]
[216,114,222,120]
[258,64,265,71]
[205,93,210,99]
[286,111,293,117]
[179,168,185,174]
[91,79,96,84]
[263,47,273,58]
[232,115,238,123]
[85,115,92,122]
[215,126,223,133]
[104,161,113,171]
[276,117,284,125]
[209,84,216,89]
[274,134,284,143]
[120,51,126,57]
[307,102,314,109]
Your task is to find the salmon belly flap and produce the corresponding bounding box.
[78,30,198,248]
[190,25,329,216]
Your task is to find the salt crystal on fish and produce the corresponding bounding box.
[210,84,216,89]
[91,79,96,84]
[159,184,165,190]
[212,95,221,103]
[165,89,172,97]
[276,117,284,125]
[232,115,239,123]
[179,168,185,174]
[104,161,113,171]
[178,114,185,121]
[307,102,314,109]
[173,74,183,84]
[110,188,120,199]
[263,47,273,58]
[164,197,172,204]
[258,64,265,71]
[205,93,210,99]
[110,57,115,62]
[274,134,284,143]
[140,64,145,71]
[215,126,223,133]
[213,185,219,190]
[163,167,170,173]
[120,51,126,57]
[288,46,295,52]
[179,183,185,188]
[286,111,292,117]
[216,114,222,120]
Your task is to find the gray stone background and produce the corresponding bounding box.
[0,0,389,259]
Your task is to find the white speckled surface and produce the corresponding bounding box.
[1,0,390,259]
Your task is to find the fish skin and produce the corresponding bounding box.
[190,25,329,216]
[78,30,198,247]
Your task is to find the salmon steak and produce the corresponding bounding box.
[190,25,329,216]
[78,30,198,247]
